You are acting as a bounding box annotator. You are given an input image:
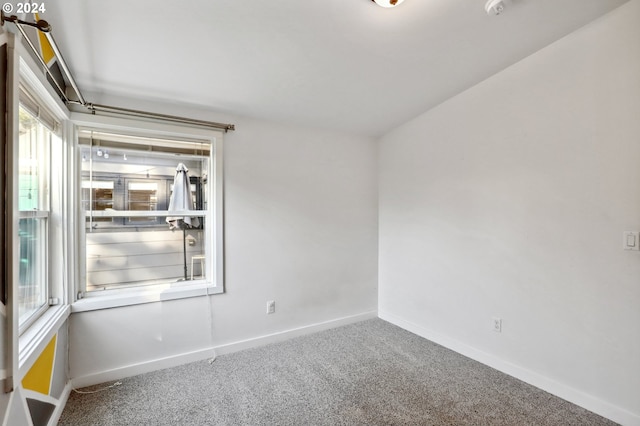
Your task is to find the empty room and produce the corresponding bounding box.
[0,0,638,425]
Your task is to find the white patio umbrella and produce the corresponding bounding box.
[167,163,200,280]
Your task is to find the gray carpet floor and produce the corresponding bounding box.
[59,319,617,425]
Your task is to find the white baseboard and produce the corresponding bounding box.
[71,346,218,389]
[71,310,377,389]
[379,311,640,426]
[213,310,378,356]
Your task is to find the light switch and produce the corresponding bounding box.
[623,231,639,250]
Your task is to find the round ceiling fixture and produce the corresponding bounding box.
[371,0,405,8]
[485,0,505,15]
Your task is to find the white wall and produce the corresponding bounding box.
[378,1,640,425]
[69,109,379,384]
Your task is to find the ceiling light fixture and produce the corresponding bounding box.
[371,0,405,8]
[485,0,505,15]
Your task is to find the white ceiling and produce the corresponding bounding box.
[42,0,628,137]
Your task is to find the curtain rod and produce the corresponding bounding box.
[82,103,236,132]
[1,12,236,132]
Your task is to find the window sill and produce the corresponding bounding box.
[71,281,222,313]
[19,304,70,375]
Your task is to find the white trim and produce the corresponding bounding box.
[17,54,69,122]
[5,30,20,395]
[71,112,226,302]
[84,209,206,218]
[214,311,378,356]
[379,311,640,426]
[21,389,61,406]
[67,121,80,307]
[70,347,217,389]
[12,38,72,389]
[70,310,377,388]
[72,282,214,313]
[18,305,69,376]
[17,210,49,219]
[77,128,210,149]
[212,134,224,291]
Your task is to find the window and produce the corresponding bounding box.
[16,82,63,331]
[76,125,222,298]
[127,181,159,221]
[18,105,49,328]
[81,179,114,222]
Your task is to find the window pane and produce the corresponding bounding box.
[18,106,49,327]
[85,227,206,291]
[79,129,210,291]
[19,107,48,211]
[127,181,158,222]
[18,218,47,326]
[82,180,114,222]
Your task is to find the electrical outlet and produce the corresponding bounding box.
[623,231,639,250]
[266,300,275,314]
[493,317,502,333]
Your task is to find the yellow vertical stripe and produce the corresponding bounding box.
[22,335,57,396]
[34,13,55,65]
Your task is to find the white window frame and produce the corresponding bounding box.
[4,32,72,377]
[70,113,225,313]
[17,63,69,325]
